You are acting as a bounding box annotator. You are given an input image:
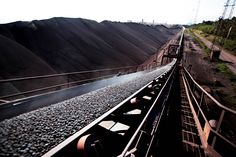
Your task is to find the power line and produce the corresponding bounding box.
[194,0,201,24]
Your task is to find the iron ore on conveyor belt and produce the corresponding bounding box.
[0,62,175,157]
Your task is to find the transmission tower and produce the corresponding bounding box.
[210,0,235,60]
[224,0,235,42]
[221,0,231,19]
[229,0,236,19]
[194,0,201,24]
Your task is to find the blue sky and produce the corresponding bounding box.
[0,0,235,24]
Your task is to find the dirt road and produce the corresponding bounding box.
[194,32,236,74]
[184,34,236,110]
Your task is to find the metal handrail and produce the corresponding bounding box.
[0,66,136,83]
[118,63,177,157]
[42,64,173,157]
[183,67,236,114]
[178,27,185,46]
[183,72,236,147]
[0,66,138,100]
[182,67,236,156]
[0,74,115,99]
[118,27,185,157]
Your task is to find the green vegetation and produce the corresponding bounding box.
[188,19,236,109]
[217,63,236,90]
[217,63,231,75]
[186,28,236,109]
[193,18,236,40]
[194,22,214,34]
[216,90,236,110]
[217,63,236,80]
[187,28,211,56]
[192,17,236,55]
[215,63,236,108]
[222,38,236,54]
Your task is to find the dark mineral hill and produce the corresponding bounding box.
[0,17,179,96]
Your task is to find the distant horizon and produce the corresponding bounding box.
[0,16,186,25]
[1,0,235,25]
[1,15,233,26]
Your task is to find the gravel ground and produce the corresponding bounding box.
[0,63,173,157]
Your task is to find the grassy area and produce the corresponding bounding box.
[192,30,236,91]
[187,28,236,109]
[187,29,211,56]
[217,63,231,75]
[194,23,214,34]
[222,39,236,55]
[187,29,236,84]
[217,63,236,80]
[215,64,236,109]
[192,18,236,56]
[195,30,236,56]
[217,63,236,92]
[216,89,236,110]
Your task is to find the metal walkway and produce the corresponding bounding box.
[181,66,236,157]
[153,65,236,157]
[40,28,236,157]
[1,27,235,157]
[180,69,205,157]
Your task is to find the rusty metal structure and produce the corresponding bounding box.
[41,28,236,157]
[0,66,138,102]
[161,30,184,65]
[1,28,235,157]
[181,67,236,157]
